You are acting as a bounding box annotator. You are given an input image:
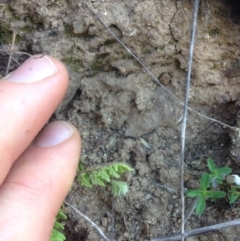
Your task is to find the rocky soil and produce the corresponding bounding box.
[1,0,240,240]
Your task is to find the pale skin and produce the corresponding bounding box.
[0,55,81,240]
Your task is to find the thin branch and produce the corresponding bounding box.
[85,3,233,130]
[177,198,198,234]
[180,1,200,240]
[152,182,178,194]
[111,196,115,240]
[183,198,198,225]
[64,201,111,241]
[13,51,32,57]
[0,38,32,76]
[5,32,16,75]
[151,218,240,241]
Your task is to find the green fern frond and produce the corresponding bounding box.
[107,166,121,178]
[50,229,66,241]
[112,163,133,173]
[79,173,92,187]
[54,221,64,230]
[56,209,67,220]
[77,162,133,196]
[97,169,111,182]
[90,172,106,186]
[78,163,85,172]
[50,209,67,241]
[112,180,129,196]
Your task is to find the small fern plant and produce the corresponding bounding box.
[50,162,133,240]
[78,162,134,196]
[50,208,67,241]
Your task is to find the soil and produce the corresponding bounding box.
[1,0,240,240]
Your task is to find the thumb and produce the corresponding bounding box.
[0,121,81,241]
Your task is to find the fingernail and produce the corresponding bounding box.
[4,55,58,83]
[35,121,73,147]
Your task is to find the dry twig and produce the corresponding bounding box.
[0,32,31,75]
[64,201,111,241]
[179,1,200,240]
[151,218,240,241]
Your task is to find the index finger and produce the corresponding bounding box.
[0,55,69,184]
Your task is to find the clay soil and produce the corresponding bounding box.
[2,0,240,240]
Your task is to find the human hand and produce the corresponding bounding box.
[0,55,81,241]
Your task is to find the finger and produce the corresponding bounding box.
[0,55,69,184]
[0,121,81,241]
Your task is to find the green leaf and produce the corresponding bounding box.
[229,194,239,204]
[186,189,202,197]
[54,221,64,230]
[115,163,134,173]
[90,173,106,186]
[78,163,85,172]
[108,166,121,178]
[207,158,216,172]
[218,167,232,175]
[196,196,206,215]
[228,186,240,204]
[79,174,92,188]
[50,229,66,241]
[203,191,213,198]
[211,191,226,199]
[97,170,110,182]
[200,174,210,190]
[56,210,67,220]
[112,180,129,196]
